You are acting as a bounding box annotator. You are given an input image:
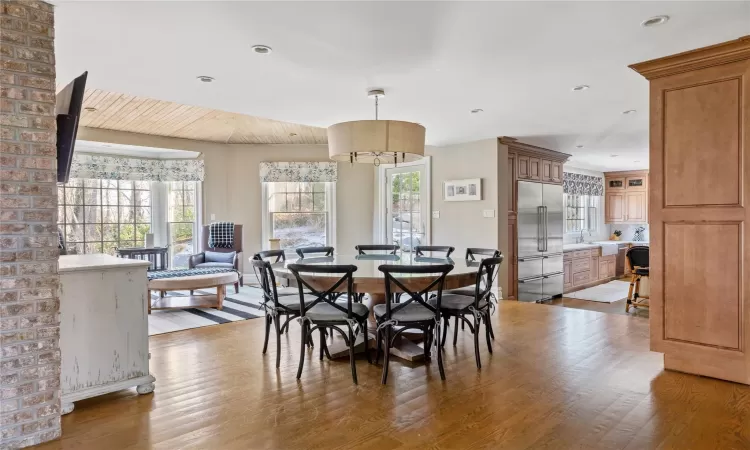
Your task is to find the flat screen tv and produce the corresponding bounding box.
[56,71,88,183]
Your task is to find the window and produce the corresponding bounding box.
[58,178,152,255]
[263,182,334,252]
[167,181,197,268]
[564,194,599,233]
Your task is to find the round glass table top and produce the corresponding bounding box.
[269,254,482,279]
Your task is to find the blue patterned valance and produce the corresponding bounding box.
[259,162,337,183]
[563,172,603,196]
[71,153,204,182]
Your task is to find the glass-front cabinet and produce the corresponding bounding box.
[604,171,649,224]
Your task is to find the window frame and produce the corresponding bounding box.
[564,193,600,235]
[57,178,153,255]
[166,181,198,268]
[261,181,336,254]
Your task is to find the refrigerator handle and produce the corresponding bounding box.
[537,206,544,252]
[543,206,549,252]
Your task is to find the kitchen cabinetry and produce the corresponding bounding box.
[563,247,618,294]
[500,137,570,301]
[604,170,649,224]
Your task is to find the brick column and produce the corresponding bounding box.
[0,1,60,447]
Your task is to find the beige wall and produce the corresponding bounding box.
[77,129,375,260]
[426,139,509,296]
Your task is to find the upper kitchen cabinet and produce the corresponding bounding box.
[604,170,649,224]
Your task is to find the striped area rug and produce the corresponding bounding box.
[148,285,269,336]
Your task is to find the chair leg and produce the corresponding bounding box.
[485,313,493,354]
[453,315,460,347]
[319,328,326,361]
[474,314,482,370]
[296,322,307,379]
[240,277,244,287]
[441,316,449,348]
[234,282,239,294]
[626,274,636,313]
[487,315,495,340]
[423,326,431,360]
[274,316,281,368]
[375,327,382,365]
[436,320,446,380]
[190,290,194,295]
[262,314,272,355]
[381,326,391,385]
[349,327,358,384]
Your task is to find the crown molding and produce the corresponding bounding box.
[498,136,571,162]
[629,35,750,80]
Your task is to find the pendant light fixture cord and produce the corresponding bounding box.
[374,95,379,120]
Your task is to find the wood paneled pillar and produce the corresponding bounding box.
[630,36,750,384]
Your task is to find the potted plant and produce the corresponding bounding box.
[610,229,622,241]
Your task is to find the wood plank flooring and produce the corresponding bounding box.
[36,301,750,450]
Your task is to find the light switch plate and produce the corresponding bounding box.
[432,211,440,219]
[483,209,495,218]
[210,214,216,220]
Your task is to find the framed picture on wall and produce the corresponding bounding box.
[444,178,482,201]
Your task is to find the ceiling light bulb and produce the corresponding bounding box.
[623,109,637,115]
[610,154,619,157]
[196,76,214,83]
[572,85,590,91]
[641,15,670,27]
[471,109,483,114]
[251,45,273,54]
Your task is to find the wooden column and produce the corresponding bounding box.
[630,36,750,384]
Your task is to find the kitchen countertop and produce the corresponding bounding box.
[563,241,650,252]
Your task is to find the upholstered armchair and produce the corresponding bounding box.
[189,224,244,293]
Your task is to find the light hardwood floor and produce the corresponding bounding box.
[38,301,749,449]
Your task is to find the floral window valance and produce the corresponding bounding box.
[71,153,204,182]
[259,162,338,183]
[563,172,604,196]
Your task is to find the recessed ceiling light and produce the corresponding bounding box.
[471,109,483,114]
[84,107,97,112]
[641,15,670,27]
[623,109,637,115]
[251,45,273,54]
[610,154,619,157]
[575,145,584,149]
[196,76,214,83]
[572,85,590,92]
[634,160,641,163]
[289,133,297,137]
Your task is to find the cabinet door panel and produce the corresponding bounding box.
[563,260,573,289]
[625,191,646,223]
[590,256,599,280]
[551,162,563,183]
[542,160,553,182]
[529,158,541,181]
[599,260,609,279]
[626,176,647,191]
[517,156,530,179]
[606,193,625,223]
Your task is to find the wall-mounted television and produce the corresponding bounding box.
[55,71,88,183]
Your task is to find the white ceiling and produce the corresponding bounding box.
[55,1,750,172]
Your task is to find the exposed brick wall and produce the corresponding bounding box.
[0,1,60,448]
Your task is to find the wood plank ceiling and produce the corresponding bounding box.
[80,89,328,145]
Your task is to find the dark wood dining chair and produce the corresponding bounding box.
[375,263,453,384]
[415,245,455,258]
[296,246,334,259]
[432,256,503,369]
[287,263,370,384]
[251,258,315,368]
[355,244,399,255]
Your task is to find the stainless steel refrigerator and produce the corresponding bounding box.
[516,181,564,302]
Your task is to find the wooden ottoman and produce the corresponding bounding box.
[147,271,239,313]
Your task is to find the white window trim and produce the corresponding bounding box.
[260,182,337,253]
[563,193,600,235]
[373,156,431,245]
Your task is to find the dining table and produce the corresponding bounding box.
[270,253,482,361]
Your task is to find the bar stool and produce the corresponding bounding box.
[625,246,650,313]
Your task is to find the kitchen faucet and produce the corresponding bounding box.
[576,229,591,244]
